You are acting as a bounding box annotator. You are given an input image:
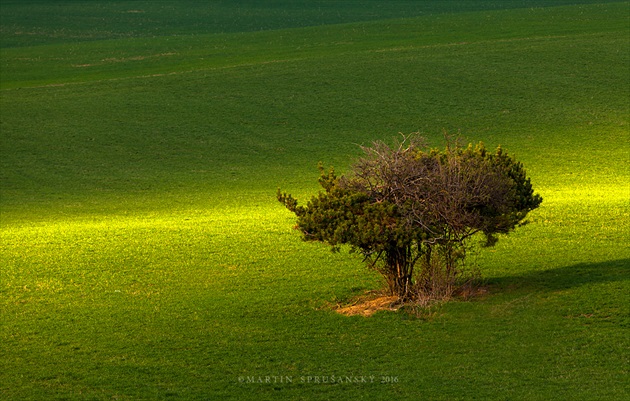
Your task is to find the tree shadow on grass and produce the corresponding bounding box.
[483,258,630,293]
[332,260,628,316]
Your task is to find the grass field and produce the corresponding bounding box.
[1,1,629,400]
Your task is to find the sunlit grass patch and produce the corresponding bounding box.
[475,183,629,283]
[0,204,371,307]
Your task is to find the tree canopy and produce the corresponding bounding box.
[278,135,542,302]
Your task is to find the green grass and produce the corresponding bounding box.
[1,0,621,47]
[1,1,629,400]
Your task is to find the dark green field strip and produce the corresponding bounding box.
[1,0,622,48]
[1,2,628,89]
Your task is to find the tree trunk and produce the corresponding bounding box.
[385,245,413,299]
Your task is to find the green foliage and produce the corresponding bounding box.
[278,164,409,253]
[279,137,542,299]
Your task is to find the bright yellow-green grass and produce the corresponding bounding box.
[1,1,629,400]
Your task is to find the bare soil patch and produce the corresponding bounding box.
[334,285,490,317]
[336,295,400,317]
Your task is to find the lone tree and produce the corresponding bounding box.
[278,135,542,302]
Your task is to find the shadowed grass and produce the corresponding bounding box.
[2,0,620,47]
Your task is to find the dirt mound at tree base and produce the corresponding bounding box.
[334,285,490,317]
[336,296,400,317]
